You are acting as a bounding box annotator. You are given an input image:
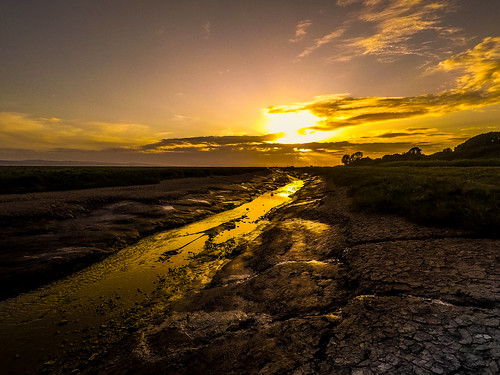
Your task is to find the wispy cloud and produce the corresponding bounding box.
[290,20,313,43]
[276,37,500,132]
[296,29,345,60]
[336,0,360,6]
[203,21,211,40]
[298,0,462,62]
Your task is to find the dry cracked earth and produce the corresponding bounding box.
[84,173,500,375]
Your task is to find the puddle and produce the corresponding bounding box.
[0,178,304,374]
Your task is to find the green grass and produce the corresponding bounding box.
[0,167,266,194]
[310,166,500,236]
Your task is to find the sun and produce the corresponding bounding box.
[263,110,331,144]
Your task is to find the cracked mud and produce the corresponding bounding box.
[88,173,499,375]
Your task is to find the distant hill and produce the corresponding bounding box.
[453,132,500,159]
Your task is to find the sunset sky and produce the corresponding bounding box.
[1,0,499,166]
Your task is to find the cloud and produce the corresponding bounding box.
[173,114,199,122]
[436,36,500,94]
[290,20,312,43]
[366,131,429,138]
[336,0,360,6]
[0,130,465,167]
[140,134,284,152]
[203,21,211,40]
[296,29,345,59]
[0,112,169,150]
[274,37,500,132]
[3,114,420,166]
[298,0,462,61]
[1,137,428,167]
[136,133,431,163]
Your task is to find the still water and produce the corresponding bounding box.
[0,178,304,374]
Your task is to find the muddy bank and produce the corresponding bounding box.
[88,174,499,374]
[0,170,291,300]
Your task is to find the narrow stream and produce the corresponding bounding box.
[0,178,304,374]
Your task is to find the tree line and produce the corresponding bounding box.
[341,132,500,166]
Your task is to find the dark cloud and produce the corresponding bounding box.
[138,134,428,157]
[140,134,284,151]
[406,127,432,131]
[364,132,427,138]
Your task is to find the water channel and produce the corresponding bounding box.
[0,178,304,374]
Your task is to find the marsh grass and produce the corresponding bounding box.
[312,166,500,236]
[0,166,265,194]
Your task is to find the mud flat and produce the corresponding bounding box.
[0,169,291,300]
[87,173,499,375]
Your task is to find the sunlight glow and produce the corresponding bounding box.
[264,110,330,144]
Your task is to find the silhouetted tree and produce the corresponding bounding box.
[351,151,363,162]
[342,152,364,165]
[407,146,422,155]
[341,154,351,165]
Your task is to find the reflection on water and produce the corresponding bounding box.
[0,178,304,374]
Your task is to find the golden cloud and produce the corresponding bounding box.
[274,37,500,132]
[290,20,313,43]
[437,36,500,95]
[0,113,169,150]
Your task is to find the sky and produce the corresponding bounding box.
[1,0,499,166]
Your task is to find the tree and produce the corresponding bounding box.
[341,154,351,165]
[341,151,364,165]
[407,146,422,155]
[351,151,363,162]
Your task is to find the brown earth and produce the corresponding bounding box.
[0,169,292,300]
[84,173,500,375]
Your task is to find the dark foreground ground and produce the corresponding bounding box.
[84,173,499,374]
[1,169,499,374]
